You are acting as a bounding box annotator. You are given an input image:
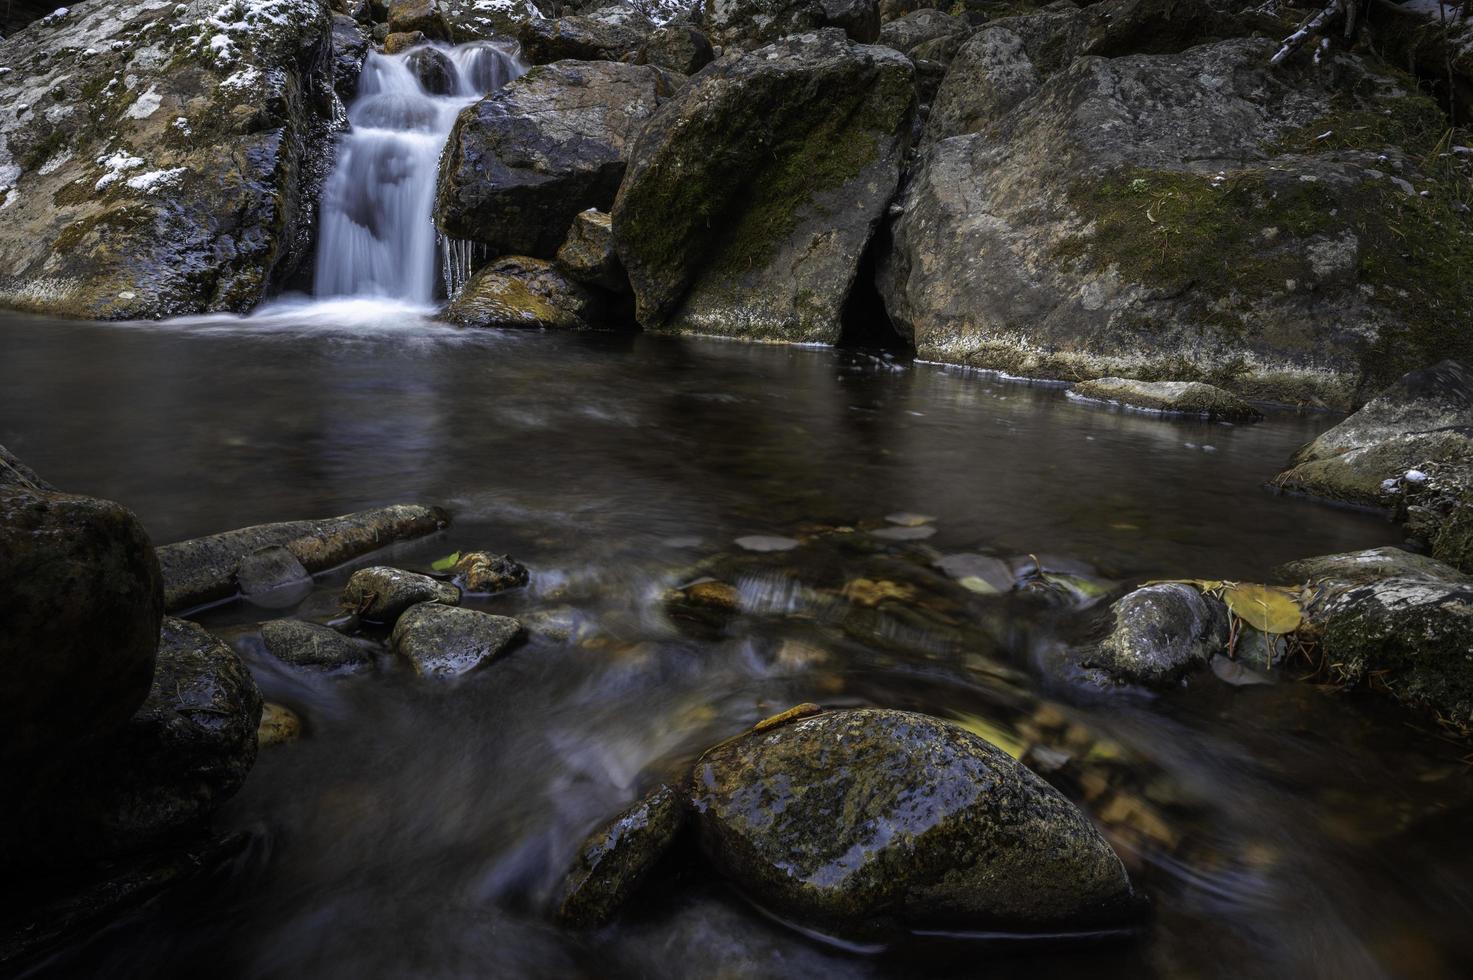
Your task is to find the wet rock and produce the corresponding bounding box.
[452,551,530,593]
[257,702,303,746]
[556,209,626,292]
[0,0,338,319]
[405,45,458,95]
[1,447,163,762]
[156,504,448,612]
[690,707,1137,936]
[612,30,915,342]
[923,26,1039,144]
[701,0,881,52]
[383,28,426,52]
[1086,583,1229,686]
[637,21,715,74]
[517,7,652,64]
[390,604,523,678]
[437,60,677,259]
[341,566,461,623]
[260,619,375,670]
[442,0,553,41]
[235,545,313,607]
[388,0,453,40]
[878,38,1467,408]
[555,784,686,927]
[3,619,262,866]
[1276,362,1473,570]
[332,13,373,102]
[1070,378,1263,422]
[440,256,608,329]
[876,6,965,55]
[1281,548,1473,727]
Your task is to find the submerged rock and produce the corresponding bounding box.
[1086,583,1229,686]
[4,619,262,866]
[342,566,461,623]
[436,60,677,259]
[259,619,374,670]
[156,504,448,612]
[390,604,523,677]
[1,447,163,761]
[612,30,915,342]
[0,0,338,318]
[1284,547,1473,728]
[555,784,686,927]
[690,707,1137,937]
[257,702,303,746]
[701,0,881,52]
[1070,378,1263,422]
[878,38,1473,408]
[452,551,529,593]
[440,256,607,330]
[235,544,313,607]
[1276,361,1473,571]
[556,209,626,292]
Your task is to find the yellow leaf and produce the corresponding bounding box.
[1222,583,1302,635]
[951,713,1027,760]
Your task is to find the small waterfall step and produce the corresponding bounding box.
[314,41,525,304]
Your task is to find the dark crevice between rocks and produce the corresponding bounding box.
[838,221,910,354]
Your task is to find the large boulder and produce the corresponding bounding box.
[875,6,965,55]
[156,504,449,611]
[439,255,608,329]
[330,12,372,102]
[0,0,338,319]
[612,30,914,343]
[701,0,881,52]
[1,448,163,763]
[388,0,452,39]
[690,707,1137,937]
[441,0,552,41]
[878,39,1473,408]
[923,26,1040,143]
[1281,548,1473,729]
[556,209,625,292]
[516,6,652,63]
[637,21,715,75]
[436,60,677,259]
[4,619,262,866]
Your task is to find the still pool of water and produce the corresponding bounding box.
[2,307,1469,979]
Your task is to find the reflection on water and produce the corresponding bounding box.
[2,309,1470,980]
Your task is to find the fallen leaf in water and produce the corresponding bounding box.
[430,551,461,572]
[951,713,1027,759]
[885,512,936,527]
[958,575,1000,595]
[1222,583,1302,634]
[734,535,801,552]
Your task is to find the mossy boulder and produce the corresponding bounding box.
[0,0,338,318]
[1085,583,1229,686]
[555,783,686,927]
[612,29,915,343]
[3,619,262,867]
[390,604,523,677]
[879,39,1473,408]
[0,447,163,763]
[436,60,678,259]
[637,21,715,75]
[387,0,452,39]
[701,0,881,52]
[341,566,461,623]
[1070,378,1263,422]
[1283,548,1473,731]
[440,256,608,329]
[690,707,1138,938]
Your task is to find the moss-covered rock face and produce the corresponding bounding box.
[879,37,1473,408]
[0,448,163,764]
[439,255,608,329]
[1070,377,1263,422]
[702,0,880,52]
[612,29,915,344]
[0,0,338,319]
[435,60,676,259]
[2,618,262,867]
[1287,548,1473,732]
[555,783,686,928]
[689,707,1137,938]
[1275,361,1473,570]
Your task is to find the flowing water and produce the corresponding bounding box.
[313,43,524,302]
[2,308,1471,979]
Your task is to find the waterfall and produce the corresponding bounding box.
[313,41,524,303]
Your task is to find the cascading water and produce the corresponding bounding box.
[313,42,524,303]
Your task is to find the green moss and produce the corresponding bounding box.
[18,128,70,172]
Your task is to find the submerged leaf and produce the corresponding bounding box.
[430,551,462,572]
[1222,583,1302,635]
[950,713,1027,760]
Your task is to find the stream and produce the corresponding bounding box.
[2,306,1471,978]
